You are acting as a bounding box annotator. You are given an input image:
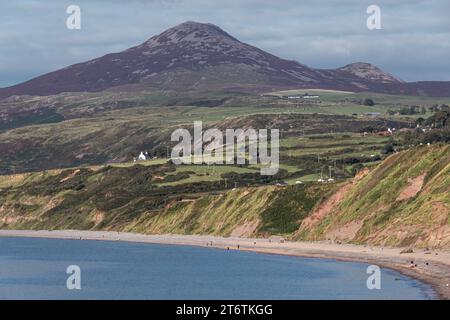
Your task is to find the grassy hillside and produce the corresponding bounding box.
[296,144,450,248]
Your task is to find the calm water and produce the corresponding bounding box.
[0,237,436,300]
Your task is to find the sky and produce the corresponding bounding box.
[1,0,449,87]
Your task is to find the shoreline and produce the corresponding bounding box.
[1,229,449,300]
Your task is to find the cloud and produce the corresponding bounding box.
[0,0,449,87]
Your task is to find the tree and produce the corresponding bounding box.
[382,143,394,154]
[425,110,449,128]
[415,117,425,126]
[421,106,427,114]
[363,98,375,106]
[387,109,396,115]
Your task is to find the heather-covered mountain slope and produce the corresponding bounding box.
[1,21,449,99]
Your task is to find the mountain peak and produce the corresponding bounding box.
[141,21,239,48]
[128,20,310,79]
[170,21,229,34]
[339,62,404,83]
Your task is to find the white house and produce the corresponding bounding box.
[138,152,147,161]
[303,95,319,99]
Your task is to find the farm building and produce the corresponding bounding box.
[364,112,381,117]
[138,152,147,161]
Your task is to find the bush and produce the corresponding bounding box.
[363,98,375,106]
[399,106,419,115]
[382,143,394,154]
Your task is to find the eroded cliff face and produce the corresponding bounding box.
[295,144,450,249]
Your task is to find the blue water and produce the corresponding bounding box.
[0,237,436,300]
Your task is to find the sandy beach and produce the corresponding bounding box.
[1,229,449,299]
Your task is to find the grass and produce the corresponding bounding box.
[110,158,168,167]
[156,164,258,186]
[259,184,331,234]
[286,173,321,183]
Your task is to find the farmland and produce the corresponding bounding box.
[1,88,428,174]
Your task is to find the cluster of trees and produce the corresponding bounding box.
[429,104,450,112]
[358,125,387,133]
[387,105,425,115]
[388,104,449,116]
[402,128,450,145]
[401,110,450,144]
[416,109,450,128]
[401,106,425,115]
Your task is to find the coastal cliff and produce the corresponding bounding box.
[0,144,449,248]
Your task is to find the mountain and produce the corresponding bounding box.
[0,21,449,98]
[337,62,403,84]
